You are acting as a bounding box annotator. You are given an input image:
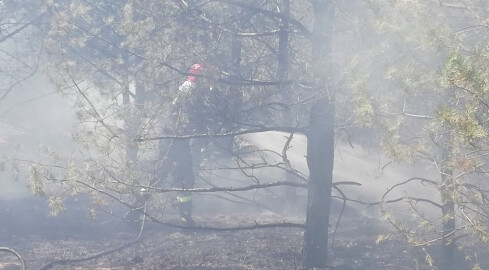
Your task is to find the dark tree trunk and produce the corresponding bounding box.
[304,99,335,269]
[304,0,336,268]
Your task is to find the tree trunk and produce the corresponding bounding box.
[304,99,335,269]
[277,0,289,83]
[304,0,336,268]
[276,0,297,207]
[124,83,146,223]
[125,84,145,163]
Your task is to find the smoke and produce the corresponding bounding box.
[243,131,441,219]
[0,75,75,199]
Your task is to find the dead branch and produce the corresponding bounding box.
[0,69,37,103]
[138,126,304,141]
[230,141,309,182]
[76,180,305,231]
[156,220,306,231]
[408,197,443,209]
[140,181,307,193]
[0,13,45,43]
[138,180,359,194]
[382,177,438,202]
[334,181,362,187]
[197,175,282,214]
[282,132,294,170]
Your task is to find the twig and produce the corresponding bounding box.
[282,133,294,170]
[70,78,119,138]
[197,175,282,214]
[412,226,465,247]
[382,177,438,202]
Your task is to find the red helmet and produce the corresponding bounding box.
[187,63,203,82]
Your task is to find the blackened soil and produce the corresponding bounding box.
[0,201,487,270]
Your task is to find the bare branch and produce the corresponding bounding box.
[382,177,438,202]
[0,69,37,103]
[210,0,312,39]
[0,13,45,43]
[70,78,119,138]
[138,126,304,141]
[140,181,307,193]
[76,180,306,231]
[412,226,465,247]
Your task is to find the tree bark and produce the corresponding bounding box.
[304,0,336,268]
[305,99,335,269]
[276,0,297,207]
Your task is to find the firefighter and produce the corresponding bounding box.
[168,63,215,226]
[168,138,195,226]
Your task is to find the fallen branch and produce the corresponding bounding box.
[153,220,306,231]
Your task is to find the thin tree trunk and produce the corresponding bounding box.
[276,0,297,207]
[124,83,146,222]
[125,84,145,163]
[277,0,289,83]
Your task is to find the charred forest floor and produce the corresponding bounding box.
[0,198,488,270]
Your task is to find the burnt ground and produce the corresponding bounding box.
[0,198,488,270]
